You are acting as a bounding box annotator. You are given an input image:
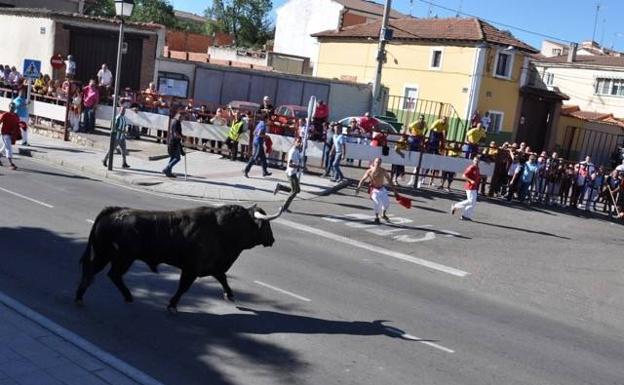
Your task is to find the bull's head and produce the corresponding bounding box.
[249,205,282,247]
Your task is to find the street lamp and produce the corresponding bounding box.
[107,0,134,171]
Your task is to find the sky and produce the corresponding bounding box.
[170,0,624,51]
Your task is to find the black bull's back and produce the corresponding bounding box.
[74,205,276,312]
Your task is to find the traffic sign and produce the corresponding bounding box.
[50,54,65,70]
[23,59,41,79]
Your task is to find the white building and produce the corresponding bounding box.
[540,39,622,58]
[273,0,404,75]
[532,52,624,118]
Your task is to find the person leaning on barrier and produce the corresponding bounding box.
[225,111,244,161]
[102,106,130,169]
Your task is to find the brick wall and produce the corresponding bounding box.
[165,31,234,53]
[139,34,157,90]
[341,11,368,28]
[52,22,71,80]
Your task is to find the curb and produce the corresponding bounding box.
[21,147,345,203]
[0,291,165,385]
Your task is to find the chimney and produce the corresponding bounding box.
[567,42,578,63]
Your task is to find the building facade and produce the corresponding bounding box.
[313,17,538,142]
[532,54,624,118]
[273,0,404,74]
[0,8,164,90]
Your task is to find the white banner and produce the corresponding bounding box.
[96,106,170,131]
[345,142,494,176]
[268,133,324,158]
[31,100,66,122]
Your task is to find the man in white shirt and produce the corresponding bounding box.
[272,136,303,213]
[480,111,491,132]
[97,64,113,99]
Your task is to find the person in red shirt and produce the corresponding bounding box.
[313,100,329,133]
[359,112,377,135]
[451,155,481,220]
[0,102,21,170]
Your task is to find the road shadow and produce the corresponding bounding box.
[16,167,95,181]
[28,145,95,154]
[470,220,571,239]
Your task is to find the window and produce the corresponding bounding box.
[545,72,554,86]
[551,48,562,56]
[402,86,419,111]
[494,51,514,79]
[595,78,624,96]
[430,49,443,69]
[486,111,504,133]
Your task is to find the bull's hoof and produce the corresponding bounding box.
[224,293,235,302]
[167,305,178,314]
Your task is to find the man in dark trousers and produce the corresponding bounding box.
[163,111,185,178]
[244,113,271,178]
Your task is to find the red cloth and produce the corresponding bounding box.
[18,121,27,131]
[0,112,20,136]
[265,135,273,153]
[395,193,412,209]
[464,164,481,190]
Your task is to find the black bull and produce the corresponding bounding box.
[75,204,281,312]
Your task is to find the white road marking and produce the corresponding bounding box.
[0,186,54,208]
[276,218,469,277]
[86,219,94,224]
[254,280,311,302]
[383,326,455,353]
[393,232,436,243]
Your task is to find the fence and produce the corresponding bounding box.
[383,95,469,142]
[560,125,624,166]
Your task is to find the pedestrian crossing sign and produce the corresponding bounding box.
[23,59,42,79]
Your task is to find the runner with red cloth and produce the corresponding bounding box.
[0,102,21,170]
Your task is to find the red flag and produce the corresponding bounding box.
[265,135,273,153]
[395,193,412,209]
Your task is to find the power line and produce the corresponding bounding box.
[416,0,573,45]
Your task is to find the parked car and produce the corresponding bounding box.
[338,116,398,134]
[227,100,260,117]
[271,104,308,136]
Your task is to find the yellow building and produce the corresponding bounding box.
[313,17,538,142]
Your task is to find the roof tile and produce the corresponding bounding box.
[312,17,537,53]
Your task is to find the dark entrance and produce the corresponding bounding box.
[68,25,144,90]
[516,86,568,152]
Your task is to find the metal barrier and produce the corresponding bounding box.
[383,94,469,142]
[560,125,624,166]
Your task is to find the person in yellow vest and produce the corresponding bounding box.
[463,123,487,159]
[404,115,427,186]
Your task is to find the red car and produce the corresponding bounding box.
[271,105,308,136]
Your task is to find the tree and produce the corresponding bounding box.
[84,0,177,29]
[205,0,273,48]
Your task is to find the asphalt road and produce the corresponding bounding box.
[1,158,623,385]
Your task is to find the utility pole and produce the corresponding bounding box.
[372,0,392,105]
[592,2,601,42]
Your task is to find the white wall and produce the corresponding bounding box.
[0,15,55,76]
[536,64,624,118]
[273,0,343,72]
[207,47,268,66]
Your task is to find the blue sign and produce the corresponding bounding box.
[23,59,42,80]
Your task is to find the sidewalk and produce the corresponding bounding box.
[18,130,349,202]
[0,292,162,385]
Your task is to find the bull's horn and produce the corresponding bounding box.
[254,207,283,221]
[247,204,258,211]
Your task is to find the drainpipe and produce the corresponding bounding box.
[465,44,487,122]
[567,42,578,63]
